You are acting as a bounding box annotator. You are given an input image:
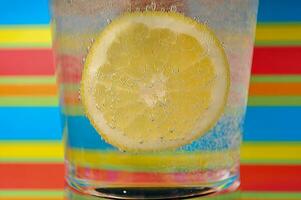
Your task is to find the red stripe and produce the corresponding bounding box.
[241,165,301,191]
[252,46,301,74]
[58,54,82,84]
[75,166,226,185]
[1,47,301,76]
[1,163,300,191]
[0,163,64,189]
[0,49,55,75]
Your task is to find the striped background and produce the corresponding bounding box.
[1,0,301,199]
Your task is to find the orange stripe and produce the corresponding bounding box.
[249,83,301,96]
[64,92,79,105]
[0,85,57,96]
[64,82,301,105]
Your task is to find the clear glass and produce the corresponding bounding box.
[52,0,258,199]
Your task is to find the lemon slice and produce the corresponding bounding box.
[81,11,230,152]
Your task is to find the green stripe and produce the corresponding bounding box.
[0,76,56,85]
[248,96,301,106]
[65,105,244,116]
[251,75,301,83]
[0,96,59,106]
[242,192,301,199]
[2,190,301,199]
[0,158,63,163]
[62,83,80,92]
[0,25,50,29]
[202,192,240,200]
[257,22,301,26]
[66,190,240,200]
[64,105,84,116]
[67,191,301,200]
[255,40,301,46]
[0,190,63,197]
[0,42,51,48]
[66,190,101,200]
[2,74,301,85]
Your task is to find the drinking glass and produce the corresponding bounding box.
[52,0,258,199]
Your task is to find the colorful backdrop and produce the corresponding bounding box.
[0,0,301,199]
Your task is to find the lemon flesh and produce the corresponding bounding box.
[81,11,230,152]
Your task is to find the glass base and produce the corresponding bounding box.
[67,173,239,199]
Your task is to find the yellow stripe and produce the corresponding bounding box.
[256,24,301,42]
[67,149,238,172]
[67,143,301,171]
[0,141,63,161]
[242,142,301,161]
[1,141,301,164]
[1,24,299,47]
[0,26,52,46]
[56,33,95,53]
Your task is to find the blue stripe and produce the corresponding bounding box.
[244,106,301,141]
[0,0,50,25]
[1,106,300,142]
[67,106,301,149]
[258,0,301,22]
[0,107,62,140]
[1,0,301,25]
[67,116,114,150]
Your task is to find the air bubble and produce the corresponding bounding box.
[145,5,151,11]
[77,89,81,100]
[169,128,175,133]
[109,123,116,129]
[86,45,91,51]
[81,57,86,64]
[106,19,112,24]
[221,42,226,49]
[170,5,177,12]
[149,1,157,11]
[96,103,101,110]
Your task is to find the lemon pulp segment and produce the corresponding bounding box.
[81,11,230,152]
